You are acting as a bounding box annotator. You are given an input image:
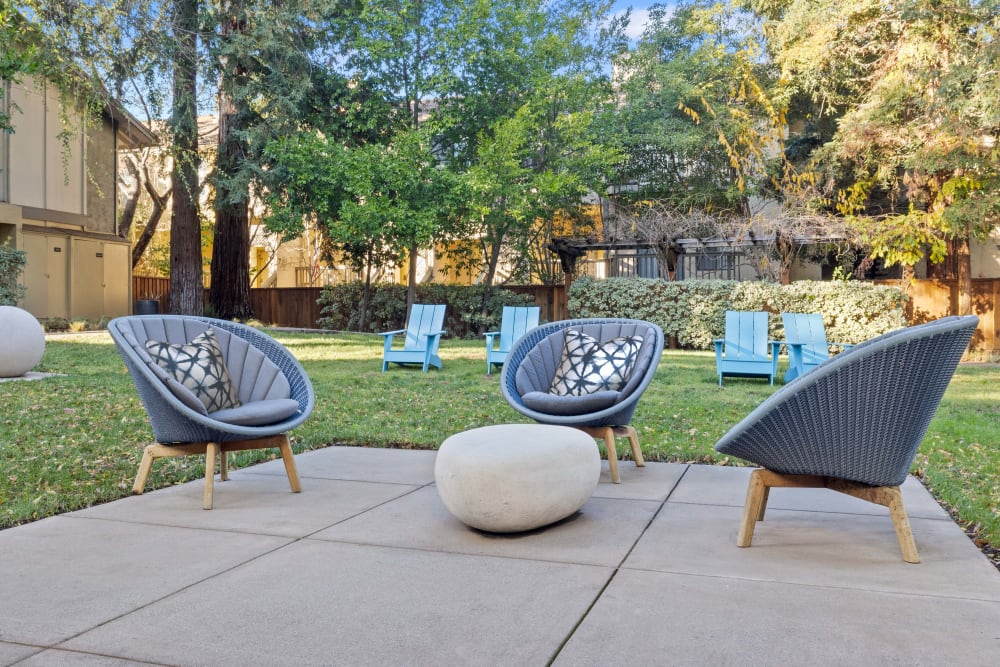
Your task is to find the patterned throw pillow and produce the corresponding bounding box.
[145,329,241,412]
[549,329,644,396]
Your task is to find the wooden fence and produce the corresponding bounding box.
[132,276,998,351]
[131,277,566,330]
[876,278,1000,353]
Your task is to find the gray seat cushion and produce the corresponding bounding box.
[209,399,301,426]
[520,390,621,416]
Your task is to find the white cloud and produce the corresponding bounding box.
[622,9,652,41]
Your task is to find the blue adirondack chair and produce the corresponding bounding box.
[380,304,447,372]
[713,311,780,386]
[781,312,855,382]
[484,305,541,375]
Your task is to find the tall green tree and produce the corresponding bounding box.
[755,0,1000,310]
[264,127,456,329]
[438,0,625,287]
[204,0,357,319]
[610,1,778,212]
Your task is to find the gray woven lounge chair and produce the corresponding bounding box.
[109,315,315,509]
[715,315,978,563]
[501,318,664,483]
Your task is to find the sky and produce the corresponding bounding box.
[611,1,676,41]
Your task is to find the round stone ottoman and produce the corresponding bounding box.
[0,306,45,378]
[434,424,600,533]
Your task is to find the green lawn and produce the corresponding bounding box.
[2,330,997,560]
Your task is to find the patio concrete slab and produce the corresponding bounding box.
[69,475,419,538]
[670,463,952,519]
[555,568,1000,666]
[246,445,437,485]
[2,447,998,666]
[313,485,662,567]
[0,642,40,665]
[14,649,151,666]
[61,540,612,667]
[0,516,290,646]
[626,501,1000,600]
[591,461,688,501]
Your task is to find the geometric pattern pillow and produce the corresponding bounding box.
[549,328,644,396]
[145,328,241,412]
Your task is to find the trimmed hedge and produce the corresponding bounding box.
[568,276,908,349]
[317,282,536,339]
[0,242,27,307]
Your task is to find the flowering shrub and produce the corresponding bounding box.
[569,276,907,349]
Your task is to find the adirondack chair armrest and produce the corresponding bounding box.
[769,340,782,355]
[484,331,500,349]
[830,341,855,351]
[379,329,407,339]
[426,329,447,339]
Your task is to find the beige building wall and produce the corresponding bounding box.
[1,75,142,320]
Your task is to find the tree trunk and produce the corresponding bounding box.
[168,0,203,315]
[359,247,373,332]
[209,12,254,321]
[132,169,170,269]
[117,155,141,239]
[956,236,972,316]
[406,240,418,315]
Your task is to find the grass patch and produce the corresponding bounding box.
[2,330,998,559]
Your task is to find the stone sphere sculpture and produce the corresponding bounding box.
[0,306,45,377]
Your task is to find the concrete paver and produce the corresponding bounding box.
[61,540,612,667]
[1,445,998,666]
[0,516,291,646]
[314,485,661,566]
[555,568,1000,667]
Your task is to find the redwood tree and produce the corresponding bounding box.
[169,0,203,315]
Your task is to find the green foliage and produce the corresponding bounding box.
[608,0,781,210]
[763,0,1000,276]
[0,241,27,306]
[568,276,907,348]
[317,282,535,338]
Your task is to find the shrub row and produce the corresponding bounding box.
[568,276,908,349]
[317,282,536,339]
[0,241,27,307]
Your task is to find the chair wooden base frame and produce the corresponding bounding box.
[132,434,302,510]
[738,469,920,564]
[578,425,645,485]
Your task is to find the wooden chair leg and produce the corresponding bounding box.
[601,428,621,484]
[203,442,219,510]
[886,489,920,564]
[278,435,302,493]
[131,436,300,510]
[133,445,156,494]
[757,485,770,522]
[737,469,767,547]
[829,479,920,564]
[623,426,645,468]
[738,470,921,563]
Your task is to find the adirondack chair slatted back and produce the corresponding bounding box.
[726,311,770,361]
[783,313,828,366]
[382,303,447,372]
[714,311,778,385]
[406,304,446,350]
[499,306,540,351]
